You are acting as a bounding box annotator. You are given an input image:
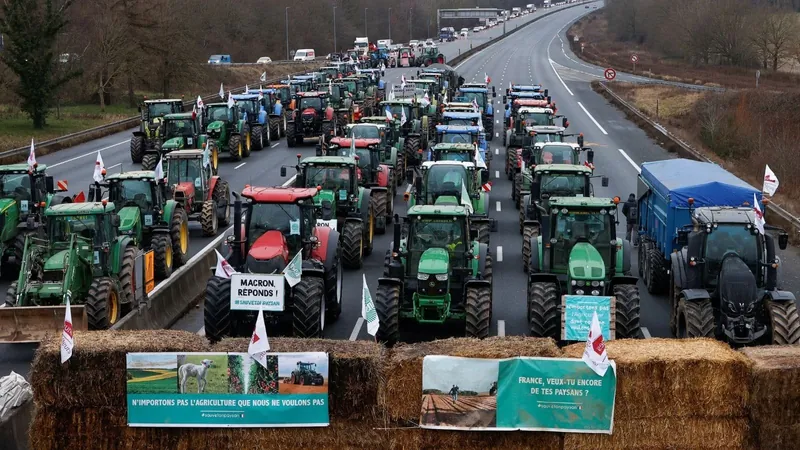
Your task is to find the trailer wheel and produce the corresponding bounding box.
[375,283,400,346]
[766,299,800,344]
[200,200,219,236]
[204,276,232,343]
[293,276,325,338]
[614,284,642,338]
[151,234,173,279]
[677,298,714,338]
[522,224,539,274]
[527,281,559,339]
[85,277,121,330]
[341,221,364,269]
[465,285,492,339]
[130,136,144,163]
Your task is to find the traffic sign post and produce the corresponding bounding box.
[604,68,616,82]
[581,42,585,53]
[756,70,761,89]
[630,54,638,72]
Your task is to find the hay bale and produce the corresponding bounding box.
[563,338,750,419]
[749,422,800,450]
[212,338,384,420]
[31,330,209,408]
[388,428,562,450]
[380,337,561,422]
[740,345,800,426]
[562,418,748,450]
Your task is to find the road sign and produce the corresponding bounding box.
[630,54,639,63]
[604,68,616,81]
[756,70,761,88]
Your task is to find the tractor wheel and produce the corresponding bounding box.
[242,128,252,157]
[85,277,121,330]
[341,221,364,269]
[375,283,400,346]
[130,136,144,163]
[213,180,231,226]
[613,284,642,339]
[200,200,219,237]
[322,121,333,140]
[396,152,406,187]
[364,207,375,256]
[3,282,17,306]
[286,123,297,148]
[118,245,137,315]
[465,284,492,339]
[269,117,281,142]
[638,241,647,278]
[519,195,527,234]
[645,244,668,294]
[204,276,232,343]
[513,173,522,207]
[281,113,289,137]
[12,231,32,269]
[324,250,343,323]
[527,281,559,339]
[151,234,173,279]
[474,222,490,245]
[522,224,539,274]
[766,299,800,344]
[170,208,190,267]
[483,253,493,284]
[228,134,243,161]
[404,137,421,168]
[486,121,494,141]
[208,141,220,175]
[252,126,264,151]
[141,153,159,171]
[292,275,325,338]
[678,298,714,338]
[371,193,388,235]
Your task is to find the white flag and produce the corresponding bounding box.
[421,92,430,107]
[401,74,407,89]
[61,292,74,364]
[227,91,235,109]
[400,107,407,126]
[328,79,332,95]
[472,98,480,112]
[284,251,302,287]
[27,139,36,170]
[219,83,224,100]
[475,145,486,169]
[154,156,165,181]
[257,87,264,101]
[93,151,105,183]
[460,180,474,214]
[763,165,779,197]
[202,143,211,168]
[214,249,237,278]
[385,106,393,122]
[248,306,270,369]
[484,73,491,84]
[361,275,379,336]
[196,96,204,110]
[582,311,610,377]
[260,71,267,82]
[245,84,250,94]
[754,193,765,235]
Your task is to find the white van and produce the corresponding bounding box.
[293,49,316,61]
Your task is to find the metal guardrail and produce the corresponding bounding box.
[597,81,800,237]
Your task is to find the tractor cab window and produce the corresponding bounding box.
[533,133,563,144]
[167,158,204,193]
[350,126,380,139]
[277,88,291,103]
[409,217,466,270]
[425,166,469,202]
[111,179,154,211]
[338,147,372,168]
[206,106,231,123]
[704,224,760,285]
[164,119,195,140]
[386,105,410,120]
[439,132,473,144]
[438,150,470,163]
[49,214,99,243]
[248,203,305,249]
[238,100,257,116]
[0,173,31,202]
[147,103,173,118]
[520,113,552,127]
[303,165,352,192]
[299,97,322,111]
[551,208,614,272]
[539,173,586,197]
[458,92,485,108]
[538,145,575,164]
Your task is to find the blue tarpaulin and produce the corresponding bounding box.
[641,159,761,208]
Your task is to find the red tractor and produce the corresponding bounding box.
[286,91,336,148]
[163,150,231,236]
[204,187,343,342]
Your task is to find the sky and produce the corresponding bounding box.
[277,353,329,378]
[422,356,499,393]
[126,353,177,369]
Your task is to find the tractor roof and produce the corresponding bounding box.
[163,112,195,120]
[436,125,481,133]
[297,91,328,97]
[163,149,204,159]
[422,160,474,170]
[461,83,488,89]
[205,102,229,108]
[266,84,290,88]
[514,98,549,106]
[144,99,182,104]
[358,117,391,124]
[105,170,155,181]
[432,143,476,151]
[442,111,481,119]
[518,107,553,114]
[242,186,318,203]
[407,204,468,217]
[458,87,488,93]
[232,93,260,100]
[443,102,473,108]
[46,202,115,216]
[293,75,314,80]
[534,164,592,174]
[381,99,413,106]
[329,137,381,148]
[0,163,48,173]
[693,207,755,225]
[511,84,542,91]
[301,156,356,166]
[530,126,566,134]
[549,197,618,208]
[410,79,435,84]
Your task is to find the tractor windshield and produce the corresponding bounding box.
[299,97,322,111]
[49,214,99,243]
[147,103,174,118]
[704,224,760,285]
[439,132,474,144]
[538,145,576,164]
[539,173,587,197]
[248,202,312,251]
[444,119,475,126]
[0,173,31,200]
[437,150,471,163]
[520,113,552,126]
[338,147,372,168]
[385,105,410,120]
[349,126,380,139]
[167,158,203,186]
[533,133,563,144]
[424,166,469,202]
[409,217,466,271]
[458,92,485,108]
[206,106,231,123]
[110,179,154,210]
[238,100,258,116]
[550,208,614,273]
[164,119,195,140]
[303,165,353,192]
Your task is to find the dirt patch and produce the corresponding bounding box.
[420,394,497,428]
[279,380,328,394]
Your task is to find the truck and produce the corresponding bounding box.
[637,159,798,344]
[527,4,535,12]
[512,7,522,16]
[439,28,455,42]
[354,37,369,56]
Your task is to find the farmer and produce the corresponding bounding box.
[622,193,639,247]
[449,384,460,403]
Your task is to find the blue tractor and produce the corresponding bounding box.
[430,125,489,172]
[231,93,271,150]
[455,86,496,140]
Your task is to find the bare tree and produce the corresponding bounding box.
[760,9,799,71]
[85,0,130,110]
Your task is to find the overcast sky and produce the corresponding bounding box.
[422,356,499,393]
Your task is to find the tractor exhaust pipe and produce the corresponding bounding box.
[231,191,244,267]
[392,218,401,254]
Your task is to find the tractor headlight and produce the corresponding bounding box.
[591,290,600,296]
[571,280,576,286]
[417,273,430,281]
[575,289,585,295]
[576,280,585,287]
[435,274,448,281]
[591,281,600,287]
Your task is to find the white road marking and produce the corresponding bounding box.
[497,320,506,337]
[548,58,573,96]
[234,162,247,170]
[618,149,641,173]
[642,327,651,339]
[496,201,501,212]
[349,317,365,341]
[496,245,503,262]
[48,140,129,169]
[495,148,499,155]
[271,143,280,148]
[495,132,499,138]
[577,102,608,135]
[496,120,500,124]
[106,163,121,170]
[495,170,500,179]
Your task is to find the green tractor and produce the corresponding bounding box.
[289,362,324,385]
[4,201,154,332]
[359,116,406,182]
[328,81,356,133]
[381,99,431,173]
[143,112,219,174]
[375,205,493,346]
[0,164,76,277]
[281,156,375,269]
[130,99,184,164]
[525,196,641,340]
[513,137,593,209]
[203,102,252,162]
[96,171,189,279]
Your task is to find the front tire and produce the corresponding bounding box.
[325,251,343,322]
[645,244,668,294]
[375,283,400,346]
[204,276,232,343]
[170,208,190,267]
[269,117,281,141]
[522,224,538,273]
[118,246,137,314]
[371,193,388,235]
[213,180,231,226]
[474,222,490,245]
[151,234,173,279]
[341,221,364,269]
[292,276,325,338]
[228,134,243,161]
[465,285,492,339]
[677,298,714,338]
[200,200,219,236]
[527,281,559,339]
[252,126,264,151]
[286,123,297,148]
[130,136,144,163]
[85,277,121,330]
[766,299,800,344]
[142,153,159,170]
[614,284,642,339]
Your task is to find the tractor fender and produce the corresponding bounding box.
[323,107,335,122]
[376,165,391,187]
[388,147,398,166]
[300,264,325,279]
[271,102,283,116]
[162,199,179,224]
[357,187,372,220]
[528,232,541,273]
[378,276,403,288]
[133,131,145,138]
[765,290,796,302]
[479,192,490,216]
[208,177,220,201]
[529,272,559,288]
[312,226,340,272]
[609,276,639,292]
[680,288,711,302]
[620,239,632,275]
[111,236,137,276]
[197,135,208,148]
[475,242,489,278]
[486,104,493,116]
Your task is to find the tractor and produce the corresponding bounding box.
[130,99,184,164]
[514,137,592,208]
[164,150,230,237]
[323,135,396,235]
[526,196,641,340]
[265,84,293,137]
[232,93,273,151]
[144,112,218,174]
[419,66,461,100]
[203,187,343,341]
[381,99,432,172]
[358,117,406,183]
[375,205,493,346]
[290,362,325,385]
[345,122,402,185]
[0,164,75,278]
[203,102,252,162]
[281,156,374,269]
[328,81,356,133]
[286,92,335,148]
[96,171,189,279]
[415,46,445,67]
[454,86,496,138]
[2,201,154,334]
[506,123,570,182]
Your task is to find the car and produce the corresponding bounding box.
[472,26,481,33]
[293,49,316,61]
[208,54,231,64]
[256,56,272,64]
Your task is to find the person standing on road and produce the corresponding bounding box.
[622,193,639,247]
[449,384,460,403]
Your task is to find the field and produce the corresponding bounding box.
[279,379,328,394]
[420,394,497,428]
[126,369,178,394]
[177,354,229,394]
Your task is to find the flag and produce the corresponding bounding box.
[475,144,487,169]
[93,151,105,183]
[328,79,332,95]
[400,107,407,126]
[196,95,204,110]
[27,139,36,170]
[219,83,224,99]
[460,180,474,214]
[361,275,379,336]
[482,181,492,192]
[258,87,264,101]
[385,106,393,122]
[227,91,235,109]
[472,98,480,112]
[754,193,765,235]
[284,251,302,287]
[214,250,237,278]
[484,73,491,84]
[260,71,267,82]
[248,305,270,369]
[582,311,610,377]
[401,74,407,89]
[421,92,430,107]
[154,156,165,181]
[202,143,211,168]
[61,292,74,364]
[763,165,779,197]
[245,84,250,94]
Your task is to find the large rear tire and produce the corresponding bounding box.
[522,224,538,273]
[375,283,400,346]
[292,276,325,338]
[200,200,219,237]
[151,234,173,279]
[474,222,490,245]
[142,153,159,171]
[204,276,232,343]
[766,299,800,344]
[645,244,668,294]
[269,117,281,142]
[325,250,343,322]
[677,298,714,338]
[404,137,421,168]
[130,135,144,163]
[614,284,642,339]
[170,208,190,267]
[118,245,137,314]
[341,221,364,269]
[286,123,297,148]
[252,125,264,151]
[85,277,121,330]
[527,281,559,339]
[228,134,243,161]
[371,193,388,235]
[213,180,231,226]
[465,285,492,339]
[242,128,252,157]
[513,173,522,207]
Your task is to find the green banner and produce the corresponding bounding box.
[420,355,616,433]
[562,295,613,341]
[126,352,329,427]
